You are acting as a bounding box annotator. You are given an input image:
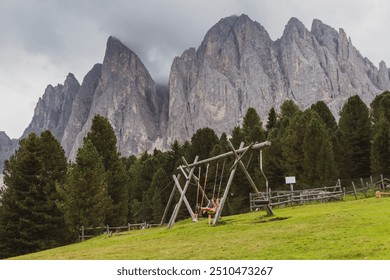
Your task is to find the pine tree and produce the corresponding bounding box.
[263,128,285,189]
[0,132,68,258]
[36,131,70,246]
[302,114,338,186]
[281,110,310,181]
[370,91,390,131]
[370,92,390,176]
[339,95,372,178]
[168,140,182,173]
[190,127,219,160]
[84,115,128,226]
[310,101,343,175]
[310,101,337,131]
[371,119,390,176]
[242,107,266,144]
[231,126,245,148]
[279,100,300,132]
[59,140,110,237]
[266,107,278,133]
[144,168,169,224]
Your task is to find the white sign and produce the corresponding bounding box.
[285,176,296,184]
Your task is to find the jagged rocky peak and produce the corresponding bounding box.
[3,14,390,171]
[378,60,390,89]
[282,17,309,39]
[61,63,102,157]
[67,35,167,159]
[167,14,390,145]
[198,14,272,61]
[167,14,284,144]
[22,73,80,140]
[311,19,339,53]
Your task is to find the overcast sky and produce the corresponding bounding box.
[1,0,389,139]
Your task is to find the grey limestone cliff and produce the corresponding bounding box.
[166,15,390,143]
[0,131,18,172]
[61,63,102,158]
[22,73,80,140]
[67,36,168,159]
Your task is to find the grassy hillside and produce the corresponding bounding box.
[12,197,390,260]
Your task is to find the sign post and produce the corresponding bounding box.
[285,176,296,192]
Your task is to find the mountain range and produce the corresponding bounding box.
[1,14,389,171]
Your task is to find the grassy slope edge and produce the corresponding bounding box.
[11,197,390,260]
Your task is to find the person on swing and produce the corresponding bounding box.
[201,198,220,225]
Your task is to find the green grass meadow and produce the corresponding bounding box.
[11,197,390,260]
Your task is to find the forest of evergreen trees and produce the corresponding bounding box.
[1,92,390,258]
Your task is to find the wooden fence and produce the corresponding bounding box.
[79,222,160,241]
[250,175,390,211]
[250,183,343,211]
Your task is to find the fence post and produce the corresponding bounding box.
[370,176,373,187]
[128,223,131,231]
[351,182,358,200]
[81,226,84,242]
[381,174,385,190]
[106,225,110,235]
[360,178,367,198]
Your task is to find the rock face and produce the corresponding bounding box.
[66,36,167,159]
[61,63,102,157]
[1,14,390,169]
[0,132,18,172]
[22,73,80,140]
[167,15,390,143]
[15,36,168,161]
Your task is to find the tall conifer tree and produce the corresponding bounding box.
[371,119,390,176]
[0,132,68,258]
[59,140,110,236]
[84,115,128,226]
[339,95,371,178]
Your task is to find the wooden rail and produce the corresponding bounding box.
[79,222,160,241]
[250,185,343,210]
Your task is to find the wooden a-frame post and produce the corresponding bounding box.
[165,140,272,229]
[226,139,274,216]
[212,142,244,225]
[167,156,199,229]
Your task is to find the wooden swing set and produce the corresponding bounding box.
[161,138,273,228]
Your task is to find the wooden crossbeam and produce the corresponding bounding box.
[177,141,271,170]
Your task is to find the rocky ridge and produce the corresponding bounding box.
[166,15,390,143]
[1,14,389,171]
[0,131,18,172]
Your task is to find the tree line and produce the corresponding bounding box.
[1,92,390,258]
